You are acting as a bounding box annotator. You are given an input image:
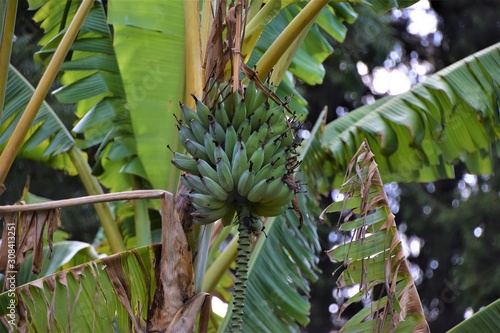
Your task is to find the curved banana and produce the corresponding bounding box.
[216,159,235,192]
[201,175,229,201]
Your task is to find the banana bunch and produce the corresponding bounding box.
[172,80,303,227]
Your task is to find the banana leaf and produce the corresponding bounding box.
[323,42,500,186]
[322,140,430,332]
[0,65,76,174]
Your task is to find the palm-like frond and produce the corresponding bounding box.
[0,244,157,332]
[0,65,76,174]
[322,140,429,332]
[323,42,500,185]
[447,298,500,333]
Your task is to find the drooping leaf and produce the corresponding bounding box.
[0,244,158,332]
[0,65,76,174]
[447,298,500,333]
[323,42,500,186]
[322,140,429,332]
[108,0,185,193]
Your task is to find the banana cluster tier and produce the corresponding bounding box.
[172,81,303,228]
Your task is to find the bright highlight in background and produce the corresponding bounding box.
[212,296,228,317]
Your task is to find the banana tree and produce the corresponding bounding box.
[1,0,500,332]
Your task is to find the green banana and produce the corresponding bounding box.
[180,103,201,124]
[260,183,294,207]
[185,138,209,161]
[237,169,255,197]
[214,145,231,168]
[209,117,226,144]
[193,94,212,127]
[196,158,218,181]
[189,119,207,143]
[182,174,209,195]
[249,201,287,217]
[178,124,197,144]
[253,163,272,185]
[201,175,229,201]
[249,102,268,129]
[171,152,199,174]
[245,131,260,157]
[192,205,230,225]
[231,141,249,185]
[215,104,231,129]
[257,122,270,143]
[224,124,238,161]
[262,137,281,164]
[221,205,236,227]
[204,133,217,164]
[181,192,226,210]
[244,79,256,112]
[216,159,235,192]
[237,118,252,143]
[249,146,265,172]
[247,178,271,203]
[232,95,247,130]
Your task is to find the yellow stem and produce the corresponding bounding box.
[66,147,126,252]
[184,0,203,104]
[0,0,95,185]
[0,0,18,122]
[254,0,329,82]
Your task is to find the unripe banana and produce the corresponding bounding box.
[249,146,265,172]
[268,164,287,180]
[249,202,287,217]
[231,141,249,185]
[220,204,236,227]
[253,163,272,185]
[232,96,247,130]
[181,192,226,209]
[216,159,235,192]
[171,152,199,174]
[250,102,269,129]
[237,169,255,197]
[249,88,268,115]
[224,124,238,161]
[257,122,270,143]
[201,175,229,201]
[245,131,260,158]
[214,145,231,168]
[185,139,209,161]
[279,131,294,148]
[266,105,285,126]
[178,124,197,144]
[204,133,217,164]
[260,179,294,206]
[181,174,210,195]
[244,79,256,112]
[209,117,226,144]
[247,178,271,203]
[193,95,212,127]
[189,119,207,143]
[192,205,230,225]
[262,137,281,164]
[180,103,201,124]
[197,158,218,181]
[215,104,231,129]
[237,118,252,143]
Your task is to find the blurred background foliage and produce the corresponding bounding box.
[3,0,499,331]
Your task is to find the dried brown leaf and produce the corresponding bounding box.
[166,293,211,333]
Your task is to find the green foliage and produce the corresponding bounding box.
[323,42,500,186]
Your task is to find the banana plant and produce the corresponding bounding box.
[1,0,499,332]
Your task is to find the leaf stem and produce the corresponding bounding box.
[0,0,18,122]
[254,0,329,82]
[0,0,95,185]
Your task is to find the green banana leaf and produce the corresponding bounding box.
[323,42,500,186]
[0,65,76,174]
[107,0,185,193]
[322,140,429,332]
[0,244,157,332]
[447,298,500,333]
